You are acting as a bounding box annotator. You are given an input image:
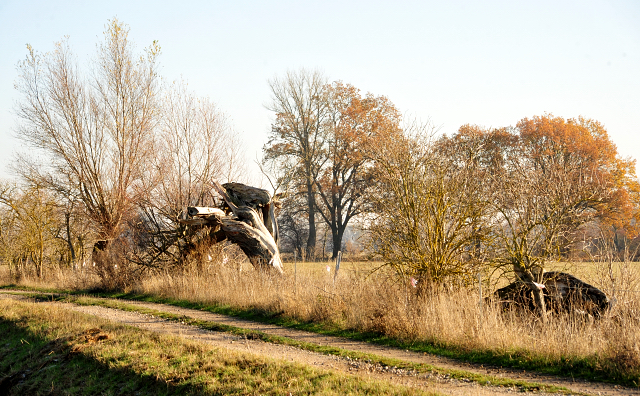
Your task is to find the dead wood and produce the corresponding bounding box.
[494,271,610,318]
[187,207,226,217]
[180,181,283,273]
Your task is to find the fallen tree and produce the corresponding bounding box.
[494,271,610,318]
[180,181,283,273]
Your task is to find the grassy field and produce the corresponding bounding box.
[2,257,640,387]
[0,298,434,395]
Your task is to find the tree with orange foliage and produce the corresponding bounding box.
[517,114,640,256]
[478,114,639,320]
[264,76,402,260]
[315,82,402,259]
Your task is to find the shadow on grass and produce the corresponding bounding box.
[2,283,639,389]
[0,319,207,396]
[93,291,638,388]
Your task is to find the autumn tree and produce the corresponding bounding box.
[14,19,160,261]
[367,122,491,288]
[517,115,640,258]
[472,114,639,320]
[315,82,401,259]
[489,140,602,320]
[263,69,328,259]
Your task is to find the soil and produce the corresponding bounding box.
[1,290,637,396]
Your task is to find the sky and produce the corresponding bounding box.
[1,0,639,183]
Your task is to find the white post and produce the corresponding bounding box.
[333,251,342,284]
[478,271,483,310]
[478,271,484,330]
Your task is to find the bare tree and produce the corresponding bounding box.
[264,69,328,260]
[14,19,160,260]
[0,182,65,278]
[367,122,491,289]
[277,192,309,257]
[135,80,244,267]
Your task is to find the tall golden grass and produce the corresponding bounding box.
[2,248,640,380]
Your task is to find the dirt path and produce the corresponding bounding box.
[1,291,637,396]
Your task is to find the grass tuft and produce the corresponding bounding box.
[3,258,640,388]
[0,298,436,395]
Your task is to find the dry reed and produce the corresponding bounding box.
[3,249,640,380]
[134,254,640,378]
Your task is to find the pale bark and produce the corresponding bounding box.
[180,181,283,273]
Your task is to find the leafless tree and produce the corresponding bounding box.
[264,69,328,260]
[14,19,160,261]
[277,193,309,258]
[0,182,67,278]
[367,122,491,289]
[134,80,245,267]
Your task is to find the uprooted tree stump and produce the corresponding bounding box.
[494,271,610,318]
[179,181,283,273]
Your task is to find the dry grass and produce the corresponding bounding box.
[0,262,100,291]
[0,298,431,395]
[133,258,640,377]
[3,252,640,382]
[148,258,640,380]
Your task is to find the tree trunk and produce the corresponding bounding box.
[306,179,316,260]
[181,182,283,273]
[515,264,548,324]
[331,227,344,260]
[65,212,76,264]
[530,285,548,324]
[92,239,110,266]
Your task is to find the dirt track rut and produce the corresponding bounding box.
[1,291,637,396]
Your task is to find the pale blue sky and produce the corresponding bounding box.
[1,0,639,182]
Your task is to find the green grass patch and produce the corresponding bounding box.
[3,284,637,388]
[0,298,436,395]
[41,294,568,393]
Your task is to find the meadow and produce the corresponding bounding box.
[2,251,640,386]
[0,297,432,395]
